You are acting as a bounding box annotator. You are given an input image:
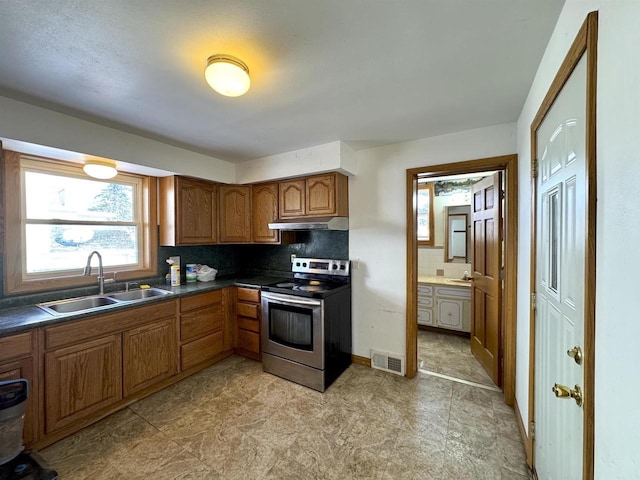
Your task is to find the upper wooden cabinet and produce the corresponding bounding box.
[279,173,348,218]
[160,176,218,246]
[219,185,251,243]
[252,183,280,244]
[279,179,306,218]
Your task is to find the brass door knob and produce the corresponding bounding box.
[567,346,583,365]
[552,383,583,407]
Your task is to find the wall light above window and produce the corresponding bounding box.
[83,159,118,179]
[205,54,250,97]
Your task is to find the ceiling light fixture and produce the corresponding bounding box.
[205,54,250,97]
[83,159,118,179]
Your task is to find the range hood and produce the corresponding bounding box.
[268,216,348,231]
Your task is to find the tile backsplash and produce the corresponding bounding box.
[418,246,471,279]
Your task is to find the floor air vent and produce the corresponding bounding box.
[371,350,405,376]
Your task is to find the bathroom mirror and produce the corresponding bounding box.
[445,205,471,263]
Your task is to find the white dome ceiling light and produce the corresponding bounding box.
[83,159,118,179]
[204,54,251,97]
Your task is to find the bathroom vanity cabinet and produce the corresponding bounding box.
[417,281,471,333]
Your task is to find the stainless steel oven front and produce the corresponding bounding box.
[261,291,324,369]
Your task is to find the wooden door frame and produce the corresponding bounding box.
[528,12,597,479]
[406,154,518,406]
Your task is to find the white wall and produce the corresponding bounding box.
[516,1,640,478]
[235,141,357,184]
[0,96,236,183]
[349,123,516,358]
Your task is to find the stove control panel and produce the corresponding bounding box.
[292,258,350,276]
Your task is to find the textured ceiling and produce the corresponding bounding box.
[0,1,564,163]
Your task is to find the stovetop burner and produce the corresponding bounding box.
[261,258,350,299]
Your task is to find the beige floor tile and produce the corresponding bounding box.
[38,355,530,480]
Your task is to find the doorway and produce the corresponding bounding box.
[415,172,499,389]
[406,154,518,406]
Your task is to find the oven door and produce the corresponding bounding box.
[261,292,323,369]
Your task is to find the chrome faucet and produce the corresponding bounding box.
[83,251,111,294]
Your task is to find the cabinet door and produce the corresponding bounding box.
[0,357,37,445]
[45,335,122,434]
[123,317,178,397]
[219,185,251,243]
[176,177,218,245]
[251,183,280,243]
[436,299,464,330]
[306,174,337,216]
[279,179,306,218]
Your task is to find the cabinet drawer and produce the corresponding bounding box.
[181,331,223,370]
[237,330,260,354]
[180,306,224,342]
[237,287,260,303]
[237,302,259,319]
[237,316,260,333]
[180,290,222,313]
[435,286,471,299]
[0,331,34,362]
[417,284,433,296]
[418,309,433,326]
[417,296,433,307]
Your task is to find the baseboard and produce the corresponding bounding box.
[351,354,371,367]
[514,398,533,468]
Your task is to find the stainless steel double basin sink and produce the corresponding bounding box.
[37,288,174,316]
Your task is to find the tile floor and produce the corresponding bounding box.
[39,355,530,479]
[417,329,496,387]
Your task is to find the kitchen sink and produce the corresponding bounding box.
[37,288,174,316]
[38,296,119,315]
[107,288,173,302]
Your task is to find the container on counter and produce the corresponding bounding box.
[186,264,197,283]
[170,265,181,286]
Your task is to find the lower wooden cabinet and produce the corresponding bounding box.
[179,290,226,371]
[123,317,178,397]
[44,334,122,433]
[6,288,236,449]
[235,287,261,360]
[42,300,179,437]
[0,331,38,445]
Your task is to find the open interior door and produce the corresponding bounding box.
[471,172,502,386]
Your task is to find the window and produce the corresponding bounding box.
[3,152,157,294]
[417,183,434,246]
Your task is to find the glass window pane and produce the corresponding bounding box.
[25,172,134,222]
[26,225,138,274]
[417,185,432,241]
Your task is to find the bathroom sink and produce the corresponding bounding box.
[107,288,173,302]
[38,296,119,315]
[449,279,472,284]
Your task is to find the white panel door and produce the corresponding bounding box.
[534,55,586,480]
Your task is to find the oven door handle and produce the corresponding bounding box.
[261,292,322,307]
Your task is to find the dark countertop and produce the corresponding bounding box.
[0,275,288,337]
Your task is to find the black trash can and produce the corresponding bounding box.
[0,379,28,465]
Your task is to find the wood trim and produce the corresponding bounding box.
[406,171,418,379]
[416,183,434,246]
[351,354,372,367]
[515,398,533,468]
[406,154,518,406]
[527,12,597,480]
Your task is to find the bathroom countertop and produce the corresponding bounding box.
[418,276,472,288]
